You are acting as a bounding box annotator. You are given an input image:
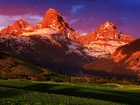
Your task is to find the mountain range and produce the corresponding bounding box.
[0,8,139,79]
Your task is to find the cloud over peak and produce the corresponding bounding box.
[0,13,43,30]
[71,5,84,12]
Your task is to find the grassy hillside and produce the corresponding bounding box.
[0,80,140,105]
[0,51,49,74]
[83,58,138,79]
[0,51,68,81]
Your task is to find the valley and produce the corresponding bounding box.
[0,80,140,105]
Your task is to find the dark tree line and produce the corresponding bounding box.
[0,73,139,85]
[70,76,140,85]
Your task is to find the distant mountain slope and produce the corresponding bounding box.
[0,8,93,75]
[0,51,50,76]
[76,21,135,43]
[0,19,34,35]
[112,39,140,70]
[0,33,92,74]
[83,58,138,79]
[0,8,135,59]
[79,21,135,58]
[83,39,140,79]
[0,8,137,77]
[0,51,71,81]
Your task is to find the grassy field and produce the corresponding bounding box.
[0,80,140,105]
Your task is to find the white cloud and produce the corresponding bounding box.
[22,13,43,22]
[0,13,43,30]
[120,17,129,24]
[81,32,87,35]
[71,5,84,12]
[69,18,80,24]
[75,30,87,35]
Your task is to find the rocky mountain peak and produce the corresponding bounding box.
[12,19,29,30]
[0,8,135,44]
[74,21,135,44]
[0,19,34,35]
[75,21,121,43]
[43,8,61,22]
[36,8,70,35]
[95,21,120,40]
[100,21,116,29]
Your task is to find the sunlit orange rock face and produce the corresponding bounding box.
[0,8,135,44]
[125,51,140,70]
[119,34,135,42]
[0,25,13,34]
[35,8,82,40]
[12,19,29,30]
[95,21,120,39]
[112,39,140,70]
[112,49,127,62]
[36,8,71,35]
[0,19,34,35]
[75,21,135,44]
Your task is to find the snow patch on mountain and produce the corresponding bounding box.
[21,28,58,37]
[0,34,34,54]
[24,26,34,30]
[103,22,110,29]
[67,42,83,55]
[107,40,127,46]
[83,40,127,58]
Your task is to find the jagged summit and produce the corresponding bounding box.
[75,21,135,44]
[0,19,34,35]
[100,21,116,29]
[95,21,120,39]
[0,8,135,43]
[43,8,61,22]
[36,8,70,35]
[12,19,29,30]
[94,21,135,41]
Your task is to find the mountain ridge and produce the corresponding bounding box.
[112,39,140,70]
[0,8,135,42]
[0,19,34,35]
[0,8,135,59]
[0,8,138,78]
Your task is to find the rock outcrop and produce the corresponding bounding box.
[36,8,71,35]
[0,19,34,35]
[112,39,140,70]
[75,21,135,43]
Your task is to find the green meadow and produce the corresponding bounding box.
[0,80,140,105]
